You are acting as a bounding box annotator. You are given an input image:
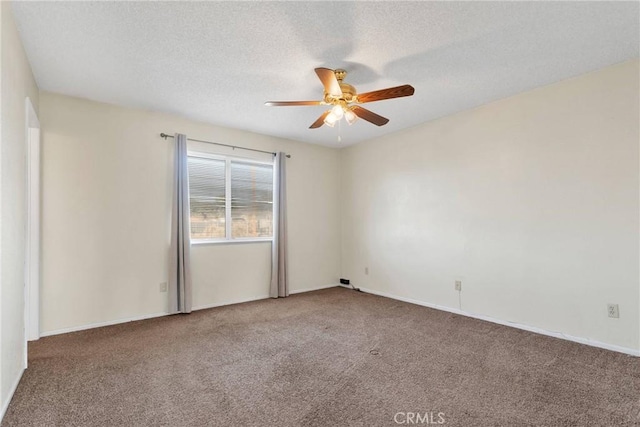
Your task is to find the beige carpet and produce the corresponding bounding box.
[3,287,639,426]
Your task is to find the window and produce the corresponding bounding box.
[188,153,273,242]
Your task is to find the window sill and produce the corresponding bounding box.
[191,238,273,246]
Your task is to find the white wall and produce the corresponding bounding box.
[39,92,341,334]
[341,60,640,353]
[0,1,39,416]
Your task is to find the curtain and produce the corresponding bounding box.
[169,133,193,313]
[270,152,288,298]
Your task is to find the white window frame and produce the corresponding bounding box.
[188,150,275,245]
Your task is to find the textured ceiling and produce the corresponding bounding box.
[12,2,639,147]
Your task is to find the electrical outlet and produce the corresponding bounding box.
[159,282,168,293]
[365,267,369,275]
[454,280,462,291]
[607,304,619,318]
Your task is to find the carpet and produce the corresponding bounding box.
[3,287,639,426]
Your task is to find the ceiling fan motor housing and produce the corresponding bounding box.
[332,69,356,103]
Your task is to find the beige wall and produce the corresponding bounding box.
[39,92,341,334]
[341,60,640,353]
[0,1,39,415]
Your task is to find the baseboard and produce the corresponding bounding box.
[34,284,638,357]
[290,283,340,294]
[40,311,169,337]
[195,284,341,310]
[39,285,341,337]
[192,294,270,311]
[358,287,640,357]
[1,367,24,422]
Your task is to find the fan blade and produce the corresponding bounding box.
[315,68,342,97]
[351,106,389,126]
[265,101,321,106]
[356,85,415,103]
[309,111,330,129]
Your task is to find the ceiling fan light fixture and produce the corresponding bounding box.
[331,104,344,120]
[323,111,338,127]
[344,108,357,125]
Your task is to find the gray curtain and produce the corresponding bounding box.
[270,152,288,298]
[169,133,192,313]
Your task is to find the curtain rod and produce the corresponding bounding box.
[160,133,291,158]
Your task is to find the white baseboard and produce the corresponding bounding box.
[40,311,169,337]
[290,283,339,294]
[34,284,639,357]
[357,287,640,357]
[41,285,341,337]
[195,284,341,310]
[192,294,270,311]
[1,367,24,422]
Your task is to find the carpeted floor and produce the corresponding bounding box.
[3,287,639,426]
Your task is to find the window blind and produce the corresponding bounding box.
[231,162,274,238]
[188,156,226,239]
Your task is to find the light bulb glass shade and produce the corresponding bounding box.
[344,109,357,125]
[323,111,338,127]
[331,105,344,120]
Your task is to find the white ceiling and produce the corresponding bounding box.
[12,2,639,147]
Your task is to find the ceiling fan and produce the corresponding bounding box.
[265,68,415,129]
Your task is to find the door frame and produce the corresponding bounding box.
[24,97,40,366]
